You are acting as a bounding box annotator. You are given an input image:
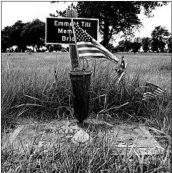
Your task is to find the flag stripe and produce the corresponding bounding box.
[78,49,107,54]
[156,88,164,92]
[77,44,95,48]
[77,42,93,46]
[143,95,155,99]
[154,90,163,95]
[143,95,155,98]
[78,53,106,57]
[142,82,165,101]
[78,47,99,51]
[143,93,155,98]
[143,92,155,96]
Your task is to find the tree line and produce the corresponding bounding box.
[1,1,171,53]
[2,19,171,53]
[2,19,45,52]
[1,19,70,53]
[112,26,171,53]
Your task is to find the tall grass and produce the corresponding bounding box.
[1,128,171,173]
[1,53,171,129]
[1,64,72,128]
[1,53,171,172]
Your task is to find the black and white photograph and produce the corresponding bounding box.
[1,1,171,172]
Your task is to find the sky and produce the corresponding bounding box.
[1,1,171,45]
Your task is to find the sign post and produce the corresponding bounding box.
[66,7,79,69]
[66,6,92,124]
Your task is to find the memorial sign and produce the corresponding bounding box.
[45,17,99,44]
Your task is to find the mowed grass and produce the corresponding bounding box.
[1,52,171,173]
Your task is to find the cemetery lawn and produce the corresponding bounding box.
[1,52,171,172]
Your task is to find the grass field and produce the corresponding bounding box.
[1,52,171,124]
[1,52,171,172]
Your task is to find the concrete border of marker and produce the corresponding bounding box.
[2,119,165,157]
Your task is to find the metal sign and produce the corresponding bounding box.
[45,17,99,44]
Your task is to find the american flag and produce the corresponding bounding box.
[142,82,165,101]
[115,56,127,73]
[73,24,119,63]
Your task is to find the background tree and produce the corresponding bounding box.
[76,2,168,47]
[1,26,12,52]
[116,40,125,52]
[142,37,151,52]
[2,19,45,52]
[123,39,132,52]
[21,19,45,51]
[105,43,115,52]
[167,36,172,53]
[151,26,170,52]
[158,40,166,52]
[54,45,62,52]
[50,9,66,17]
[131,37,142,53]
[10,20,25,52]
[20,22,31,51]
[50,1,68,17]
[151,25,170,40]
[151,38,159,52]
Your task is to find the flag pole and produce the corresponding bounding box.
[71,18,81,69]
[66,6,80,70]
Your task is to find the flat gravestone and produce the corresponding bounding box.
[2,119,164,156]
